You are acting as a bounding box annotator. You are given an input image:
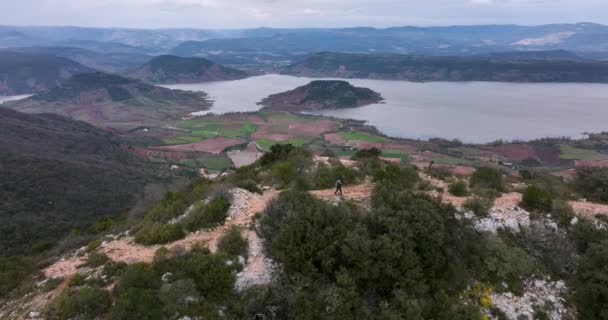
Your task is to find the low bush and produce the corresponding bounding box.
[67,273,86,287]
[313,163,362,189]
[184,196,231,232]
[471,167,504,191]
[270,161,298,186]
[522,185,553,212]
[113,263,161,296]
[134,222,185,245]
[173,249,235,302]
[159,278,201,317]
[352,147,381,159]
[85,251,110,268]
[236,179,262,194]
[218,226,249,258]
[425,166,452,180]
[109,287,163,320]
[574,167,608,203]
[463,197,493,217]
[46,286,111,320]
[373,163,419,190]
[449,180,470,197]
[552,199,575,227]
[576,240,608,319]
[103,261,128,278]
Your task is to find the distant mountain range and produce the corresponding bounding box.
[281,52,608,83]
[0,106,156,254]
[0,51,93,95]
[259,80,383,112]
[128,55,249,84]
[2,23,608,59]
[5,72,211,130]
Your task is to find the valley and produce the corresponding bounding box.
[3,21,608,320]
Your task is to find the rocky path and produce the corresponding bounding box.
[309,180,373,203]
[17,188,279,318]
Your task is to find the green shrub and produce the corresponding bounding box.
[313,163,362,189]
[174,249,235,301]
[41,277,64,293]
[0,256,35,298]
[143,191,189,223]
[373,163,419,190]
[85,251,110,268]
[86,239,102,252]
[109,288,163,320]
[89,216,116,234]
[103,261,128,278]
[184,196,231,232]
[260,144,295,166]
[352,147,381,159]
[113,263,161,296]
[236,179,262,194]
[46,286,111,320]
[134,222,185,245]
[159,278,201,317]
[576,240,608,319]
[67,273,86,287]
[449,180,470,197]
[471,167,504,191]
[218,226,249,258]
[522,185,553,212]
[425,166,452,180]
[271,162,298,186]
[463,197,493,217]
[551,199,575,227]
[574,167,608,203]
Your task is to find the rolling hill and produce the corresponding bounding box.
[128,55,249,84]
[0,106,157,255]
[281,52,608,82]
[5,72,212,130]
[258,80,383,112]
[0,51,93,95]
[8,46,152,73]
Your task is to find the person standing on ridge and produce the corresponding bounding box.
[335,178,343,197]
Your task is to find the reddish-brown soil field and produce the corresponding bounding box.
[533,143,570,166]
[483,144,539,162]
[324,133,345,145]
[575,159,608,167]
[152,137,244,154]
[251,132,295,141]
[287,120,339,136]
[134,148,188,159]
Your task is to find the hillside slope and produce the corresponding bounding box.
[0,107,157,255]
[0,51,93,95]
[258,80,383,112]
[9,46,152,73]
[6,72,211,130]
[129,55,249,84]
[282,52,608,82]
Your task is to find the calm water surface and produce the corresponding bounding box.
[165,75,608,143]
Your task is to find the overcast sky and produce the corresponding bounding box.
[1,0,606,29]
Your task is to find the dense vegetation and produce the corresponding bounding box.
[129,55,249,84]
[0,51,92,95]
[574,167,608,203]
[259,80,383,112]
[282,52,608,83]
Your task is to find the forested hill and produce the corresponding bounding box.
[259,80,383,112]
[128,55,249,84]
[0,107,156,256]
[6,72,211,129]
[0,51,93,95]
[281,51,608,82]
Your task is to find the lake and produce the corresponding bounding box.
[165,74,608,143]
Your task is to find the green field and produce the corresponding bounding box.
[163,119,258,145]
[559,144,608,161]
[256,138,306,151]
[340,131,388,143]
[381,149,409,162]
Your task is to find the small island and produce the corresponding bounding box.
[258,80,383,112]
